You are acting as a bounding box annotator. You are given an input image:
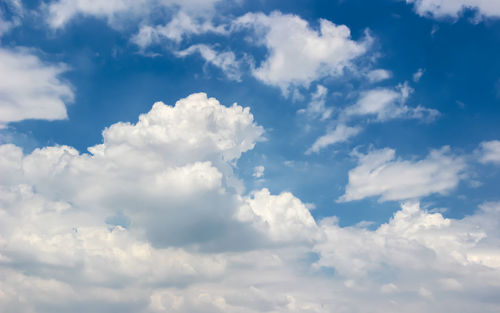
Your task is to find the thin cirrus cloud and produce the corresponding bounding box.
[0,47,73,128]
[339,146,467,202]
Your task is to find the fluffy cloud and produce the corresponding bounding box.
[407,0,500,20]
[340,146,467,202]
[233,11,371,95]
[0,48,73,128]
[237,188,318,243]
[313,201,500,312]
[1,93,500,312]
[477,140,500,164]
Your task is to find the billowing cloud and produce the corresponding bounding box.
[233,11,371,95]
[1,93,500,312]
[340,146,467,202]
[406,0,500,20]
[477,140,500,164]
[0,48,74,128]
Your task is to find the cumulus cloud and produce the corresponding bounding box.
[477,140,500,164]
[233,11,371,95]
[406,0,500,20]
[340,146,467,202]
[1,93,500,312]
[0,48,74,128]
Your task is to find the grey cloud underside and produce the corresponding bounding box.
[1,93,500,313]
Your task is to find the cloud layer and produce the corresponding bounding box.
[1,94,499,313]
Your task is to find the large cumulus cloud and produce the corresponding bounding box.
[1,93,500,313]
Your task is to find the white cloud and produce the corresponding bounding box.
[252,165,265,178]
[366,69,392,83]
[314,201,500,296]
[0,48,74,128]
[297,85,333,120]
[1,93,500,313]
[307,124,361,154]
[478,140,500,164]
[237,188,318,243]
[131,11,227,48]
[345,83,439,122]
[339,146,467,202]
[413,68,425,82]
[233,11,371,95]
[45,0,221,29]
[407,0,500,20]
[175,44,242,81]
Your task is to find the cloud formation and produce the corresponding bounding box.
[0,48,73,128]
[1,93,500,312]
[407,0,500,20]
[234,11,371,95]
[340,146,467,202]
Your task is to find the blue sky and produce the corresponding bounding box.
[1,1,500,312]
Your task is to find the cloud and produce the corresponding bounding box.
[131,11,227,48]
[44,0,221,29]
[314,201,500,300]
[477,140,500,164]
[1,93,499,313]
[307,124,361,154]
[406,0,500,20]
[0,0,23,36]
[237,188,318,243]
[307,82,439,153]
[175,44,242,81]
[413,68,425,82]
[345,82,439,122]
[252,165,265,178]
[366,69,392,83]
[233,11,371,95]
[339,146,467,202]
[0,47,74,128]
[297,85,333,120]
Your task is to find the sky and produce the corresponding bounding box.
[0,0,500,312]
